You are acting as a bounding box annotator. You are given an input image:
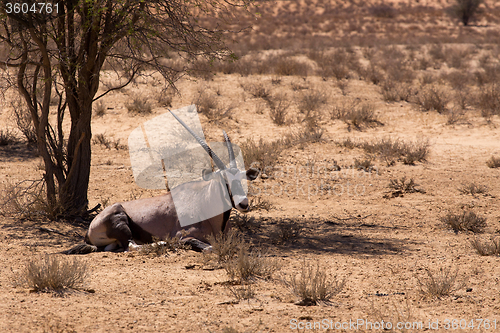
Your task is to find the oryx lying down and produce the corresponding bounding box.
[65,111,258,254]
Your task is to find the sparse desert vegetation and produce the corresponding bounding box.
[1,0,500,331]
[13,255,90,293]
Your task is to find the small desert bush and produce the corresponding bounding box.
[445,108,468,125]
[240,137,284,171]
[470,237,500,256]
[224,246,280,283]
[92,133,124,150]
[271,219,303,245]
[448,0,483,26]
[458,182,488,195]
[207,229,244,264]
[272,56,311,76]
[227,284,255,301]
[370,3,397,18]
[0,128,19,146]
[312,48,360,80]
[471,237,500,256]
[195,90,218,114]
[428,44,446,64]
[126,95,153,114]
[230,213,262,233]
[195,90,233,122]
[11,99,37,144]
[357,137,430,165]
[381,80,414,102]
[416,267,463,299]
[298,124,324,144]
[362,64,384,85]
[415,85,449,113]
[476,84,500,118]
[388,177,424,194]
[267,93,291,126]
[298,90,327,113]
[400,140,431,165]
[282,261,346,306]
[441,209,487,233]
[241,129,322,171]
[353,158,375,172]
[336,79,349,96]
[14,255,89,293]
[156,89,174,107]
[93,100,106,117]
[335,137,358,149]
[486,156,500,168]
[331,102,382,131]
[0,179,58,220]
[242,82,271,99]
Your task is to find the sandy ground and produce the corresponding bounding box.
[1,70,499,332]
[1,2,500,332]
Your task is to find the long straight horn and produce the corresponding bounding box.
[223,131,237,169]
[169,109,226,171]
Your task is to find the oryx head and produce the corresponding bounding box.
[170,110,259,213]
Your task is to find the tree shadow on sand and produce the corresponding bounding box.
[231,214,417,256]
[0,143,39,162]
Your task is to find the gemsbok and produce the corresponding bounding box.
[65,110,259,254]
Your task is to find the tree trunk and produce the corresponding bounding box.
[59,95,94,216]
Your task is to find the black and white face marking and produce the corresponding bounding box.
[220,167,259,212]
[222,168,250,212]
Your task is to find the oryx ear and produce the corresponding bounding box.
[202,169,214,181]
[246,168,259,181]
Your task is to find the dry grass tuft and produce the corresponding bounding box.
[282,260,346,306]
[271,219,303,245]
[156,88,175,107]
[353,137,430,166]
[241,128,323,171]
[207,229,243,264]
[93,100,107,117]
[448,0,484,26]
[242,82,271,99]
[92,133,124,150]
[267,93,291,126]
[298,90,327,114]
[416,267,464,299]
[11,99,37,144]
[224,246,280,283]
[14,255,89,293]
[441,209,487,233]
[470,236,500,256]
[272,56,311,76]
[486,156,500,168]
[370,3,398,18]
[0,179,59,220]
[194,90,234,123]
[476,84,500,119]
[0,128,19,146]
[415,85,449,113]
[470,237,500,256]
[353,158,375,172]
[331,101,382,131]
[227,284,256,301]
[381,80,414,102]
[388,177,425,194]
[240,137,284,171]
[458,182,488,196]
[250,196,274,211]
[126,95,153,114]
